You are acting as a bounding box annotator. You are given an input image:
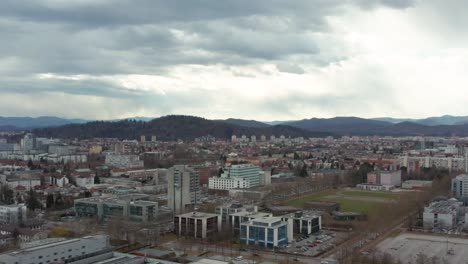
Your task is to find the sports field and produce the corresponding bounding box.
[285,189,399,214]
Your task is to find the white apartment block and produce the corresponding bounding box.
[208,177,250,190]
[0,204,27,225]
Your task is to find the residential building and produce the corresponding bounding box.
[0,204,27,225]
[240,216,289,248]
[167,165,200,214]
[21,133,36,152]
[105,153,143,168]
[74,194,158,223]
[174,212,221,239]
[452,174,468,198]
[0,235,110,264]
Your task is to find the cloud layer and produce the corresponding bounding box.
[1,0,466,120]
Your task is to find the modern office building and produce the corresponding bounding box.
[74,194,158,223]
[208,164,261,190]
[215,203,257,226]
[0,235,110,264]
[280,211,322,235]
[452,174,468,198]
[174,212,221,239]
[240,216,289,248]
[230,211,272,234]
[0,204,27,225]
[167,165,200,214]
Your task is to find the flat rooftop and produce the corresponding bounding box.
[230,211,271,218]
[376,233,468,264]
[176,211,218,219]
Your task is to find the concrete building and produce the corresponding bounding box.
[280,211,321,236]
[74,194,158,223]
[0,175,41,189]
[0,204,27,225]
[208,164,261,190]
[105,153,143,168]
[240,216,289,248]
[367,170,402,187]
[174,212,221,239]
[215,203,257,226]
[402,180,433,190]
[230,211,272,234]
[452,174,468,198]
[167,165,200,214]
[0,235,110,264]
[423,199,463,230]
[48,144,71,156]
[21,133,36,152]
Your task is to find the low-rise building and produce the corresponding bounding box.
[423,199,463,230]
[74,194,158,223]
[280,211,321,236]
[174,212,221,239]
[240,216,289,248]
[0,235,110,264]
[402,180,432,190]
[230,211,272,234]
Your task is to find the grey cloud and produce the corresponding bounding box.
[0,0,419,118]
[276,63,305,74]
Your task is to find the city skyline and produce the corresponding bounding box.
[1,1,467,120]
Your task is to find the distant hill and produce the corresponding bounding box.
[0,116,88,129]
[283,117,391,135]
[215,118,270,128]
[372,115,468,126]
[34,115,331,140]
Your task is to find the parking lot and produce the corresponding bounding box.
[281,231,345,256]
[376,233,468,264]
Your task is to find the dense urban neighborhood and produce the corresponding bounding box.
[0,117,467,264]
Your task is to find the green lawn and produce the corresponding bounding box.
[285,189,398,214]
[342,190,399,199]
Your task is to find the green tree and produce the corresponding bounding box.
[25,189,42,211]
[0,184,15,204]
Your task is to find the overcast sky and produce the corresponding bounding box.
[1,0,467,120]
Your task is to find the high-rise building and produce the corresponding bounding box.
[140,135,146,143]
[167,165,200,214]
[452,174,468,198]
[21,133,36,152]
[151,135,157,142]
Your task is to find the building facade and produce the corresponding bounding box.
[240,216,289,248]
[0,204,27,225]
[0,235,110,264]
[452,174,468,198]
[167,165,200,214]
[174,212,221,239]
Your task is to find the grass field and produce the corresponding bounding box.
[342,190,399,199]
[285,189,399,214]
